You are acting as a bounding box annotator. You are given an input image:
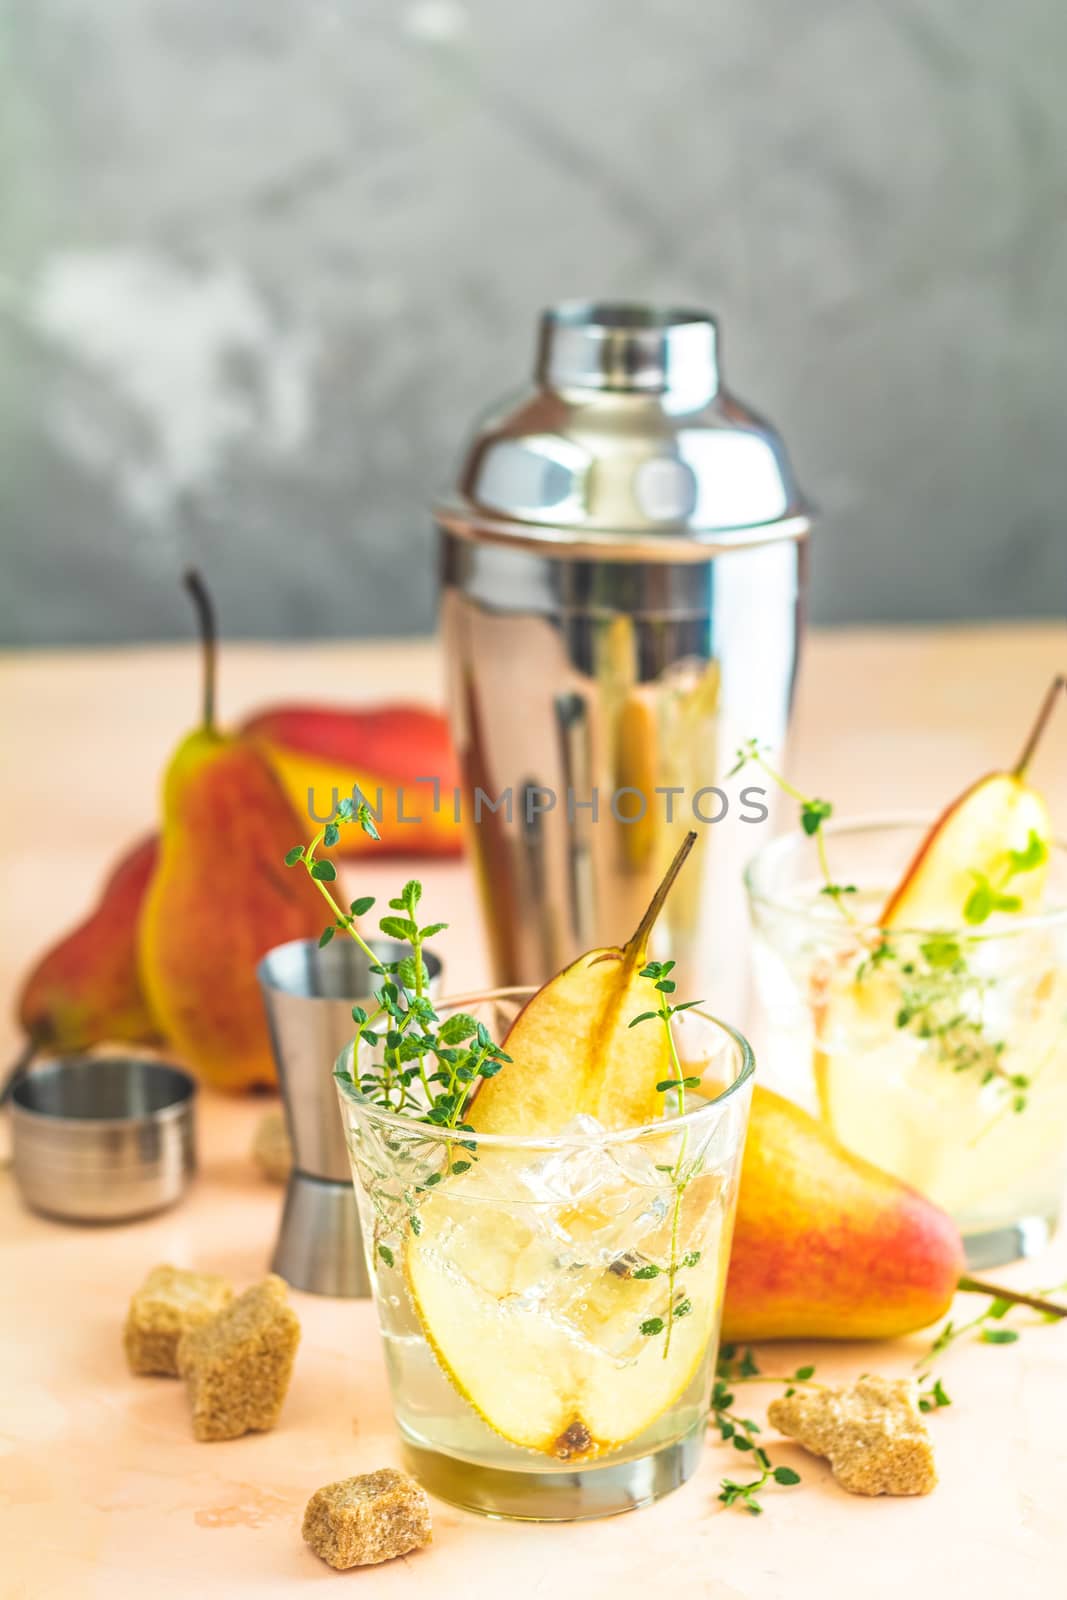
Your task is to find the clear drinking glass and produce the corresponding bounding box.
[745,817,1067,1268]
[335,989,754,1521]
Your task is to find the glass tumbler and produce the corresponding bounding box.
[746,816,1067,1267]
[335,989,753,1521]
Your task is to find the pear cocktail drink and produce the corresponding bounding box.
[744,679,1067,1268]
[338,993,750,1518]
[323,833,753,1521]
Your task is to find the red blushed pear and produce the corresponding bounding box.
[138,573,324,1092]
[15,835,162,1058]
[722,1085,966,1341]
[881,675,1063,930]
[722,1085,1067,1339]
[241,703,463,860]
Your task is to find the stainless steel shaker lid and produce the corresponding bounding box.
[435,302,811,561]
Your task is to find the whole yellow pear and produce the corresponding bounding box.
[138,574,324,1091]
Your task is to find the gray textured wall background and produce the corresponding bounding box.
[1,0,1066,646]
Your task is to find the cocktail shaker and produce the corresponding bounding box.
[436,303,811,1013]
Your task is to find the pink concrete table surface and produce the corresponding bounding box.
[1,625,1066,1599]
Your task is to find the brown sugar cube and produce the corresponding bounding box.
[177,1275,300,1441]
[303,1469,432,1570]
[252,1109,292,1183]
[768,1375,937,1497]
[124,1265,234,1377]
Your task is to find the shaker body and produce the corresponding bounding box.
[440,532,804,1012]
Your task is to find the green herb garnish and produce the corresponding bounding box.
[859,935,1028,1106]
[284,801,511,1247]
[630,958,705,1359]
[712,1346,813,1513]
[921,1276,1067,1365]
[728,742,855,911]
[963,830,1048,924]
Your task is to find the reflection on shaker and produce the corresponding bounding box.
[518,779,558,978]
[554,691,595,947]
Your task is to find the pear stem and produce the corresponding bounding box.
[183,569,218,732]
[626,831,698,957]
[1011,674,1065,778]
[957,1274,1067,1320]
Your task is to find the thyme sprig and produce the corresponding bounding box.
[712,1346,810,1513]
[857,934,1028,1106]
[920,1276,1067,1365]
[284,798,511,1215]
[728,741,857,913]
[917,1375,953,1413]
[629,958,705,1358]
[963,830,1047,924]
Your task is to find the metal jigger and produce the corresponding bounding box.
[257,937,443,1297]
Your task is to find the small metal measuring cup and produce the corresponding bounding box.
[257,936,443,1298]
[11,1056,196,1223]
